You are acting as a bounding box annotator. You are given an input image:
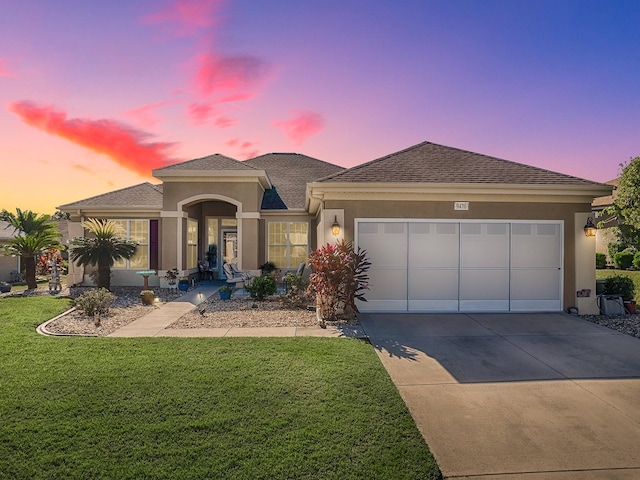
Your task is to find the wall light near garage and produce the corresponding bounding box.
[584,217,597,237]
[331,215,341,236]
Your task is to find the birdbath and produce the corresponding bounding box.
[136,270,157,290]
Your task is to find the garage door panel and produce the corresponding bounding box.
[460,269,509,301]
[409,269,458,301]
[512,223,561,268]
[460,299,511,311]
[359,222,407,267]
[409,222,458,268]
[511,269,561,300]
[364,268,408,311]
[461,223,509,268]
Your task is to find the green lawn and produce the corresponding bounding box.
[0,296,441,480]
[596,269,640,301]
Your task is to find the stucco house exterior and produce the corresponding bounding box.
[0,220,20,283]
[58,141,612,314]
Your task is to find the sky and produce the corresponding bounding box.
[1,0,638,214]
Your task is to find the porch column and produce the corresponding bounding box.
[160,211,184,272]
[575,212,599,315]
[238,212,260,270]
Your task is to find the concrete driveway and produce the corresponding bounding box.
[360,312,640,479]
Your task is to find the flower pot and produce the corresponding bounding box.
[141,291,155,305]
[219,289,232,300]
[624,300,636,314]
[0,283,11,293]
[178,282,189,292]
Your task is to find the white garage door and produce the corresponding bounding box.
[356,220,562,312]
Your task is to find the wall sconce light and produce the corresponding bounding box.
[584,217,597,237]
[331,215,341,236]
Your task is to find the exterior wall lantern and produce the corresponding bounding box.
[584,217,597,237]
[331,215,341,236]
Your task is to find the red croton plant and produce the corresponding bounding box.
[307,240,371,325]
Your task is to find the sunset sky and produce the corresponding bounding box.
[1,0,638,214]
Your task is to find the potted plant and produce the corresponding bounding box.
[178,278,190,292]
[219,284,233,300]
[604,274,636,314]
[164,268,179,288]
[140,290,155,305]
[0,282,11,293]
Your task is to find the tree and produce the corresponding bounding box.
[69,218,138,290]
[603,156,640,254]
[1,208,61,289]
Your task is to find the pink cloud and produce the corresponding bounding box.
[0,58,15,77]
[218,93,255,103]
[9,101,179,177]
[187,102,217,124]
[214,116,235,128]
[125,100,178,128]
[274,111,325,145]
[226,138,258,159]
[144,0,223,36]
[194,52,271,97]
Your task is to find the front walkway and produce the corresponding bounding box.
[108,283,365,338]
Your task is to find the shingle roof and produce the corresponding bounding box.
[58,183,163,209]
[245,153,344,209]
[319,141,605,187]
[592,178,619,208]
[156,154,257,172]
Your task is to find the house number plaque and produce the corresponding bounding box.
[454,201,469,211]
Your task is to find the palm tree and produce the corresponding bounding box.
[69,218,138,290]
[1,208,61,289]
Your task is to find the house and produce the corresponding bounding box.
[0,220,20,282]
[58,141,612,314]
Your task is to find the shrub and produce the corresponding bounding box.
[634,252,640,270]
[281,273,312,309]
[604,275,636,301]
[608,242,626,260]
[74,288,116,317]
[246,275,278,300]
[595,253,607,269]
[307,240,370,323]
[613,251,634,270]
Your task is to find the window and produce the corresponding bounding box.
[187,219,198,269]
[268,222,308,269]
[112,220,149,269]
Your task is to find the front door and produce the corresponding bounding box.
[222,230,238,267]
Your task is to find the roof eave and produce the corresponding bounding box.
[152,169,271,189]
[307,182,614,214]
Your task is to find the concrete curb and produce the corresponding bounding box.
[36,307,99,337]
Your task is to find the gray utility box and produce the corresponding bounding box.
[598,295,625,315]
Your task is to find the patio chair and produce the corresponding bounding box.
[222,263,251,290]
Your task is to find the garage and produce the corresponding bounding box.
[356,219,563,312]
